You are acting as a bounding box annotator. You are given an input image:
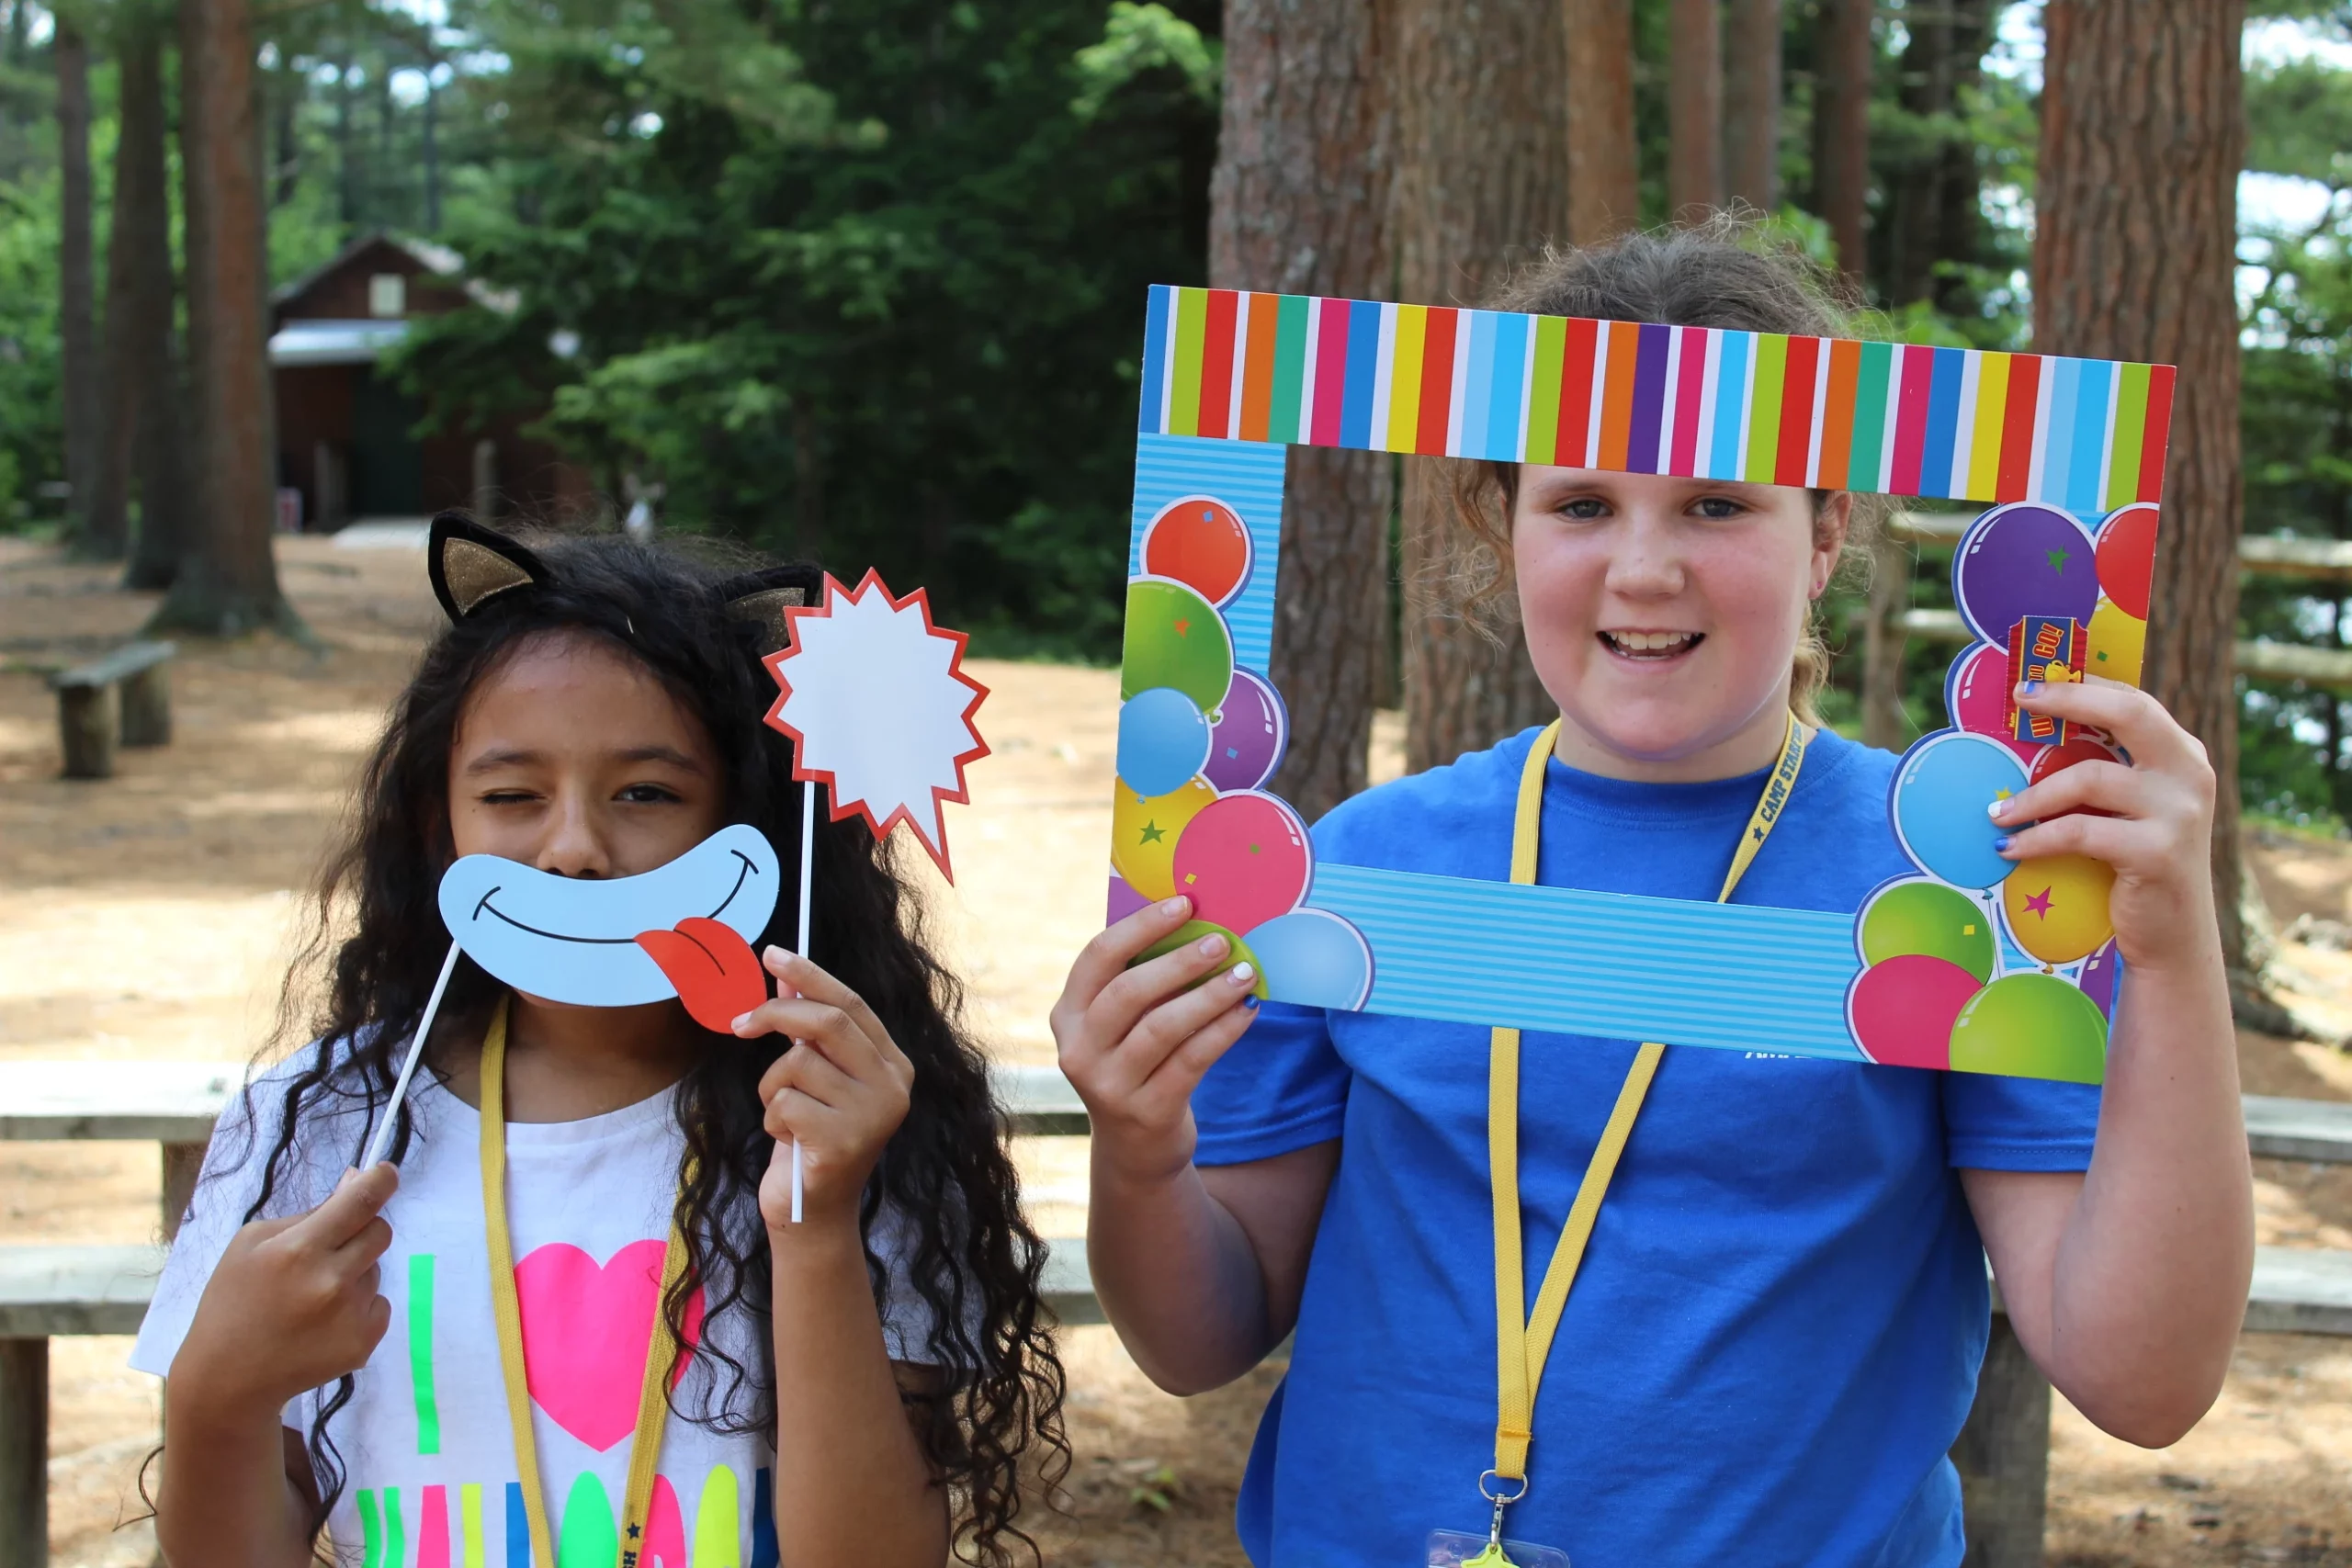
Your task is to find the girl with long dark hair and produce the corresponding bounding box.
[133,518,1066,1566]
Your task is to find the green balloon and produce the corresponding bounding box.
[1948,973,2108,1084]
[1123,579,1235,712]
[1860,880,1997,983]
[1132,919,1268,999]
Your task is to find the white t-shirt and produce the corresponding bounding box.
[131,1046,937,1568]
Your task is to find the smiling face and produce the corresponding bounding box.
[449,629,728,901]
[1510,467,1849,782]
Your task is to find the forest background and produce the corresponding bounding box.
[1,0,2349,835]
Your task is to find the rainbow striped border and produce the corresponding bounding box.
[1137,285,2177,510]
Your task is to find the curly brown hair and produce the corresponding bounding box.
[1443,214,1884,725]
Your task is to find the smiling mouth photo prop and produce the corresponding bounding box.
[1116,286,2176,1083]
[436,821,782,1022]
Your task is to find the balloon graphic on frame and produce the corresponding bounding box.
[1953,504,2101,644]
[1204,668,1289,792]
[1892,733,2029,891]
[1948,972,2109,1083]
[1999,852,2117,966]
[1137,918,1269,998]
[1112,775,1217,900]
[1858,878,1997,983]
[2078,941,2124,1022]
[2095,503,2160,621]
[1171,791,1312,935]
[1116,685,1212,797]
[1847,954,1982,1071]
[1249,908,1374,1010]
[1142,495,1254,608]
[2085,596,2146,686]
[1122,578,1235,713]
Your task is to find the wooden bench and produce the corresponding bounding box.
[49,640,175,781]
[5,1062,2349,1568]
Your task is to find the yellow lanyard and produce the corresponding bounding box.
[479,998,692,1568]
[1485,714,1807,1518]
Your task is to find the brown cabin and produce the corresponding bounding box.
[270,233,593,529]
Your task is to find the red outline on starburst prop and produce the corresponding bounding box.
[760,569,991,883]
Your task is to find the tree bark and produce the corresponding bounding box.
[1813,0,1872,283]
[94,6,166,567]
[161,0,295,636]
[1887,0,1994,309]
[1565,0,1637,241]
[1668,0,1723,220]
[2036,0,2245,973]
[1389,0,1567,772]
[57,17,108,557]
[1722,0,1781,213]
[1210,0,1390,824]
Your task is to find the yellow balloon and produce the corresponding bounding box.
[2000,852,2116,965]
[2085,596,2146,687]
[1112,775,1217,899]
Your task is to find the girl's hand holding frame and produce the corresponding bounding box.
[1994,674,2221,976]
[1053,895,1261,1191]
[735,947,916,1232]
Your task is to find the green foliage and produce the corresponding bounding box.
[395,0,1216,659]
[0,161,59,525]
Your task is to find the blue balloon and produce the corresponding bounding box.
[1247,908,1374,1010]
[1892,732,2030,890]
[1116,687,1212,797]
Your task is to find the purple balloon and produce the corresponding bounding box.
[1952,504,2101,644]
[1204,668,1290,792]
[1106,874,1151,925]
[2077,940,2122,1021]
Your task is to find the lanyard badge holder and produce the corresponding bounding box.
[1425,716,1807,1568]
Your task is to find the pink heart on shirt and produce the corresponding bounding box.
[514,1240,706,1452]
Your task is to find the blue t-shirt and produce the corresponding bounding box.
[1192,726,2101,1568]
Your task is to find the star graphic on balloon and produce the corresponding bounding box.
[2023,886,2056,919]
[1138,820,1166,845]
[2046,547,2072,573]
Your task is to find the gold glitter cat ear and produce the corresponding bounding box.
[427,512,551,620]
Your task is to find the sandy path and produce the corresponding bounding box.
[5,534,2350,1566]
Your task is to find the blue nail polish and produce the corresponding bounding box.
[2023,680,2041,694]
[1243,996,1260,1010]
[1993,834,2013,852]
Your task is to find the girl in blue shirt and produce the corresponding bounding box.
[1053,226,2253,1566]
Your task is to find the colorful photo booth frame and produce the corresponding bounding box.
[1111,286,2177,1084]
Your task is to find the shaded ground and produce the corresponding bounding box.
[3,534,2348,1567]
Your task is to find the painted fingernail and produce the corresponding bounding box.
[1993,835,2013,852]
[1243,996,1261,1010]
[731,1012,753,1032]
[1161,897,1188,916]
[2024,680,2041,694]
[1197,933,1227,958]
[1229,962,1257,987]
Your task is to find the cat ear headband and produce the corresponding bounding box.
[425,511,822,642]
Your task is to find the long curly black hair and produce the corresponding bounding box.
[243,523,1068,1563]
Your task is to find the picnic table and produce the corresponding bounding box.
[3,1060,2348,1568]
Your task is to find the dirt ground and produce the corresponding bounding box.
[4,532,2351,1567]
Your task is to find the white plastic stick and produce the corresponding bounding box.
[363,939,462,1170]
[791,777,816,1224]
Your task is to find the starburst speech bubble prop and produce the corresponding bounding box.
[761,570,989,1219]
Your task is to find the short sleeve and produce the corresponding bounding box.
[1190,999,1351,1167]
[1941,1071,2100,1171]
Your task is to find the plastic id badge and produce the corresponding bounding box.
[1426,1528,1571,1568]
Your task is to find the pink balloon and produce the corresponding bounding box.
[1170,791,1311,936]
[1847,954,1982,1071]
[1943,643,2036,764]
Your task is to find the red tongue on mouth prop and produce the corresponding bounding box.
[634,917,771,1032]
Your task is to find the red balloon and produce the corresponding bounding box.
[1143,497,1254,607]
[2095,504,2159,621]
[1170,792,1311,935]
[1944,643,2036,764]
[1847,954,1983,1071]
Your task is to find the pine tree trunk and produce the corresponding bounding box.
[113,7,190,591]
[161,0,295,636]
[93,8,158,561]
[57,18,108,557]
[1565,0,1637,240]
[1390,0,1566,773]
[1668,0,1723,220]
[1722,0,1781,213]
[2036,0,2245,974]
[1813,0,1871,283]
[1210,0,1390,824]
